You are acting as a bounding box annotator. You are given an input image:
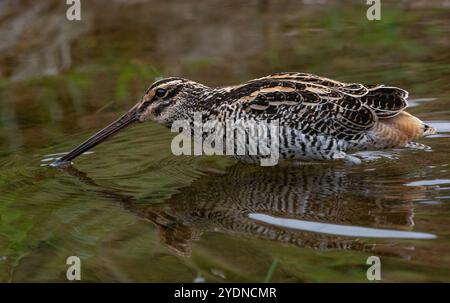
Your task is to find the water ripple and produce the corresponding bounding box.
[249,213,437,239]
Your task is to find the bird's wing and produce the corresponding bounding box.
[361,85,408,118]
[225,76,377,139]
[222,74,409,139]
[250,73,409,116]
[249,72,369,97]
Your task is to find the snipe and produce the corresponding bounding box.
[54,72,436,166]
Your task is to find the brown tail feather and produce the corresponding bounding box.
[373,111,436,147]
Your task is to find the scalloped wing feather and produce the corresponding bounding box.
[226,77,376,139]
[225,73,410,140]
[361,85,408,118]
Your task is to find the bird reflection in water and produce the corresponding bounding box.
[60,163,435,257]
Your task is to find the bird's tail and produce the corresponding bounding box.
[422,123,437,136]
[371,111,436,148]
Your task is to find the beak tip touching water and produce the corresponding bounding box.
[50,159,72,168]
[50,105,140,167]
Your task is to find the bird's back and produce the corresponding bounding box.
[208,72,436,161]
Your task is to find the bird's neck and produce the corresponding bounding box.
[180,85,221,116]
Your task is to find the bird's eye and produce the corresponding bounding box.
[155,88,167,98]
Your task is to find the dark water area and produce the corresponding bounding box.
[0,0,450,282]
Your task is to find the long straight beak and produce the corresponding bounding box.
[53,104,140,166]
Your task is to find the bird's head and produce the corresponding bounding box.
[53,77,210,165]
[136,77,207,126]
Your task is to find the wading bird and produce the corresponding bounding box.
[54,72,436,166]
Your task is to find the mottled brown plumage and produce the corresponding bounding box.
[55,72,436,165]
